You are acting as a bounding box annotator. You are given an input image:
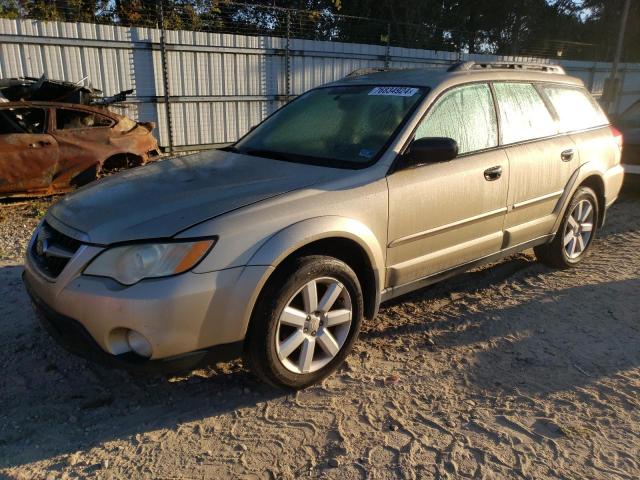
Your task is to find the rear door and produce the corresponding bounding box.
[51,107,114,187]
[0,106,59,195]
[494,82,578,247]
[541,84,615,177]
[386,83,509,288]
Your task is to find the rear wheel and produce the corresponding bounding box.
[244,255,363,389]
[534,186,599,268]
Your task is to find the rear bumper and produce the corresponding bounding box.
[623,164,640,175]
[604,164,625,209]
[24,272,243,374]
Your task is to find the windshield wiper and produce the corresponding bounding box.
[240,148,294,162]
[219,145,240,153]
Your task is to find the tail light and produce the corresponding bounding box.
[610,125,624,150]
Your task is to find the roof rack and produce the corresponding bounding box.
[345,67,403,78]
[447,61,565,75]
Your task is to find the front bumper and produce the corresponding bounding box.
[23,240,273,371]
[24,273,241,374]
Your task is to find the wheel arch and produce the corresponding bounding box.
[247,216,385,323]
[69,152,146,187]
[553,167,607,235]
[100,152,146,173]
[579,175,605,227]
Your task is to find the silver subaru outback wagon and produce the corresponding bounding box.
[23,62,624,389]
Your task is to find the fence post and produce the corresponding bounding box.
[159,1,174,153]
[607,0,631,113]
[384,23,391,68]
[614,64,627,114]
[588,62,596,92]
[285,9,291,102]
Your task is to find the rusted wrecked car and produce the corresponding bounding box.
[0,77,160,198]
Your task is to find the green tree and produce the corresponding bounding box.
[577,0,640,61]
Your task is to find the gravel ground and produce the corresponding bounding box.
[0,198,55,263]
[0,188,639,479]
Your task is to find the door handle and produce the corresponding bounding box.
[484,165,502,181]
[561,149,574,162]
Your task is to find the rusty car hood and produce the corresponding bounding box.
[47,149,335,244]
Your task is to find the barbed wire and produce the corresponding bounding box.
[0,0,603,60]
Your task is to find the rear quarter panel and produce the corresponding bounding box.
[569,126,623,204]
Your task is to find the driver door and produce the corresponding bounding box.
[386,83,509,288]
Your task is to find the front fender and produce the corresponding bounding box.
[225,216,385,342]
[250,215,385,277]
[248,215,385,306]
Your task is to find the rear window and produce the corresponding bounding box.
[56,109,113,130]
[542,86,608,132]
[493,83,557,144]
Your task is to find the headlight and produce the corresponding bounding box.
[84,239,215,285]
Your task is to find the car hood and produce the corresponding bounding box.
[48,150,335,244]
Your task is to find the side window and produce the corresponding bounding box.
[56,109,113,130]
[0,108,46,134]
[493,83,557,144]
[415,83,497,155]
[542,86,608,132]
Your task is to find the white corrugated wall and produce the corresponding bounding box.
[1,17,638,149]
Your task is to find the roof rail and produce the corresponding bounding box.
[447,61,565,75]
[345,67,403,78]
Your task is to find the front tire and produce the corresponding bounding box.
[244,255,363,390]
[534,186,599,268]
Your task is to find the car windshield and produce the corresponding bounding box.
[619,101,640,128]
[232,85,427,168]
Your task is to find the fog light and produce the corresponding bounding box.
[126,330,153,358]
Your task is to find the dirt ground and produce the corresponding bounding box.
[0,187,638,480]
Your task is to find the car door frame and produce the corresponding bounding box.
[0,105,60,196]
[384,80,511,296]
[490,80,581,249]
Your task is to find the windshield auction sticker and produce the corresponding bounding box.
[368,86,419,96]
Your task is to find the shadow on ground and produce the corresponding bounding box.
[370,276,640,394]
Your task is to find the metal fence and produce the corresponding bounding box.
[1,5,639,152]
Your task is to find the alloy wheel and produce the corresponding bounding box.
[563,199,595,259]
[275,277,352,374]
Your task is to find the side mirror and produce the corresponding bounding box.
[401,137,458,169]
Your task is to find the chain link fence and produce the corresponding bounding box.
[1,1,637,152]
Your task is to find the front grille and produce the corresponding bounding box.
[30,222,82,278]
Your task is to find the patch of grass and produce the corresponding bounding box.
[29,203,48,219]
